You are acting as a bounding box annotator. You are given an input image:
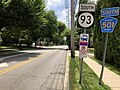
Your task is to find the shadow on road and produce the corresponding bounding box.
[0,46,68,64]
[0,52,42,64]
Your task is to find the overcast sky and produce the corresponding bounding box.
[46,0,97,25]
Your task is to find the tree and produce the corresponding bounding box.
[28,0,46,47]
[57,21,66,35]
[0,0,46,48]
[41,10,58,45]
[52,21,67,45]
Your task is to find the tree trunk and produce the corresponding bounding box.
[35,40,37,48]
[19,43,22,50]
[27,43,30,47]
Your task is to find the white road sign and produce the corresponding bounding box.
[79,34,89,58]
[80,4,95,12]
[78,12,94,28]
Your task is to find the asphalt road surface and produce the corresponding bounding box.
[0,46,68,90]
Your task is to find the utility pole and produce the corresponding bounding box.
[71,0,75,58]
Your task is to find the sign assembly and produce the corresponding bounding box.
[78,4,96,84]
[100,7,119,33]
[79,34,89,58]
[99,7,119,85]
[77,4,95,28]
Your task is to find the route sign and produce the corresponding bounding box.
[80,4,95,12]
[78,12,94,28]
[101,7,119,17]
[79,34,89,58]
[77,4,95,28]
[100,17,118,33]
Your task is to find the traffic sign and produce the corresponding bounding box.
[100,17,118,33]
[79,34,89,58]
[80,34,89,42]
[78,12,94,28]
[101,7,119,17]
[77,4,95,28]
[80,4,95,12]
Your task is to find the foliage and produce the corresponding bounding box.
[0,0,68,47]
[94,0,120,67]
[52,21,67,45]
[42,10,58,40]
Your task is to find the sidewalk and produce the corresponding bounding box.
[75,51,120,90]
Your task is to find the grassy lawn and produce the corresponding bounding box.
[69,56,111,90]
[0,45,39,50]
[0,46,12,49]
[0,46,21,57]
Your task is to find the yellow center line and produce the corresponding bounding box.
[0,52,47,75]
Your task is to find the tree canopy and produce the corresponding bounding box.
[0,0,68,47]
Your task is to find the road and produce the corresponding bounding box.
[0,46,68,90]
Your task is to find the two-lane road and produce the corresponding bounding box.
[0,46,68,90]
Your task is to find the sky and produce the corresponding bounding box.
[46,0,97,26]
[46,0,67,23]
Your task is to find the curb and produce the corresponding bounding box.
[63,50,69,90]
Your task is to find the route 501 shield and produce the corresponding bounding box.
[100,17,118,33]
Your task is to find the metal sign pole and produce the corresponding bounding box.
[79,58,83,84]
[79,28,86,84]
[99,33,108,85]
[84,28,86,33]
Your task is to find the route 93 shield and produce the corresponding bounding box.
[77,4,95,28]
[79,34,89,58]
[77,12,95,28]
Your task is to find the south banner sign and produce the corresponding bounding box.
[80,4,95,12]
[101,7,119,17]
[100,17,118,33]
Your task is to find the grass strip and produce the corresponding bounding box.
[69,56,111,90]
